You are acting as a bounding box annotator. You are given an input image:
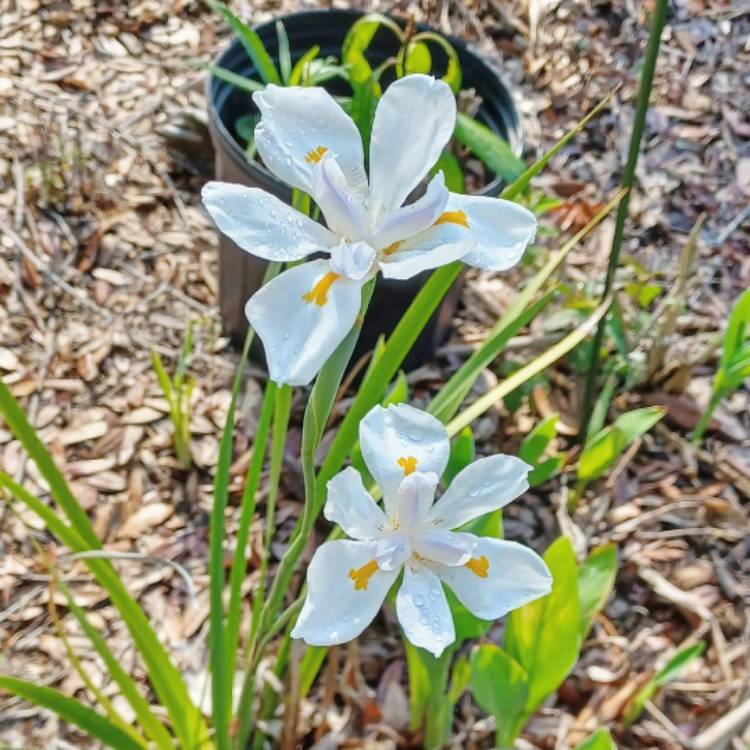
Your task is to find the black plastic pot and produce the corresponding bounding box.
[206,8,523,370]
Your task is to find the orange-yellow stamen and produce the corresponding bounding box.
[302,271,341,306]
[383,241,402,256]
[305,146,328,164]
[397,456,418,475]
[348,560,379,590]
[435,210,469,228]
[465,555,489,578]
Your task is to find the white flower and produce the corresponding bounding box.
[202,74,537,386]
[291,403,552,657]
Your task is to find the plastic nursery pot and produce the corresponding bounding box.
[206,8,523,371]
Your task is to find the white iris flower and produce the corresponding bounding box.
[203,74,537,386]
[291,403,552,656]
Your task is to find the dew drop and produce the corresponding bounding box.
[414,594,425,607]
[407,427,423,442]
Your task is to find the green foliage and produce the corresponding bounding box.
[519,414,566,486]
[454,112,525,184]
[151,321,195,469]
[444,426,475,485]
[578,544,617,636]
[693,287,750,442]
[574,728,618,750]
[576,406,665,498]
[624,642,705,726]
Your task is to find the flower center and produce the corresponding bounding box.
[348,559,379,590]
[435,210,469,228]
[464,555,489,578]
[397,456,418,475]
[305,146,328,164]
[302,271,340,306]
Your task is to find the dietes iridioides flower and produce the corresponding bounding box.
[202,74,537,386]
[291,403,552,656]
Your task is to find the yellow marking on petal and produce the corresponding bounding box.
[305,146,328,164]
[465,555,489,578]
[348,559,379,590]
[434,210,469,228]
[383,241,402,256]
[397,456,418,475]
[302,271,341,306]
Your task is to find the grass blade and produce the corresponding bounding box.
[0,677,146,750]
[454,112,524,184]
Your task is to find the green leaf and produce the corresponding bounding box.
[505,536,581,716]
[0,380,209,748]
[430,151,465,193]
[578,543,617,636]
[444,426,475,485]
[411,31,462,93]
[720,287,750,373]
[300,646,329,698]
[404,40,432,74]
[613,406,665,444]
[0,677,145,750]
[528,455,565,487]
[342,13,401,86]
[211,2,281,85]
[276,20,291,83]
[578,425,625,483]
[624,642,705,726]
[574,728,618,750]
[288,45,320,86]
[470,645,529,748]
[207,64,263,93]
[454,112,525,184]
[519,414,558,465]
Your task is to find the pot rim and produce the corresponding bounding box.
[206,7,523,199]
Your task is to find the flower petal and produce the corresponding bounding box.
[201,182,336,261]
[369,75,456,220]
[369,173,449,250]
[245,260,363,387]
[359,403,450,504]
[446,194,537,271]
[413,529,475,566]
[393,471,439,533]
[435,536,552,620]
[378,222,472,280]
[292,539,398,646]
[324,467,389,540]
[253,85,368,198]
[310,157,369,241]
[329,240,376,281]
[396,561,455,657]
[427,455,531,530]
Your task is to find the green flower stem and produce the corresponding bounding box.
[691,392,720,443]
[581,0,669,434]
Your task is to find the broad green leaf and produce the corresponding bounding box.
[448,656,471,703]
[342,13,401,86]
[349,76,379,152]
[444,426,475,485]
[211,2,281,85]
[0,677,145,750]
[613,406,665,444]
[505,536,581,715]
[519,414,558,465]
[454,112,525,184]
[528,455,565,486]
[578,543,617,636]
[430,151,465,193]
[720,287,750,372]
[300,646,329,698]
[574,728,618,750]
[447,586,491,642]
[470,645,529,748]
[578,425,625,483]
[624,642,705,726]
[410,31,462,93]
[404,40,432,74]
[404,639,432,730]
[276,20,291,83]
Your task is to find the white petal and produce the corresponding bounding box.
[373,532,412,571]
[396,562,455,657]
[427,455,531,530]
[413,529,475,566]
[324,467,389,540]
[393,471,439,533]
[378,222,473,280]
[446,194,537,271]
[359,404,450,503]
[310,158,370,240]
[245,260,363,387]
[201,182,336,261]
[369,173,449,250]
[292,539,398,646]
[329,240,377,281]
[435,536,552,620]
[253,85,368,198]
[369,75,456,220]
